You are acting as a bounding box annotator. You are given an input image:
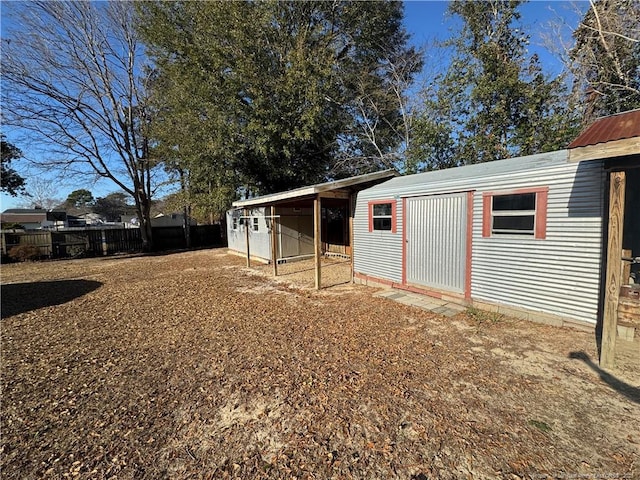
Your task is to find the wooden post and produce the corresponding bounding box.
[349,195,354,283]
[244,208,251,268]
[621,249,632,285]
[101,229,108,256]
[601,170,626,368]
[314,196,322,290]
[271,205,278,277]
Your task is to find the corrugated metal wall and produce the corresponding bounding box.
[354,152,605,325]
[470,160,604,323]
[354,199,404,283]
[405,193,467,293]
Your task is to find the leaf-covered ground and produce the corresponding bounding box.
[1,249,638,479]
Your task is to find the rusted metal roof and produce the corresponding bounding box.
[569,109,640,148]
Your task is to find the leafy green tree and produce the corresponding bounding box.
[1,135,26,197]
[568,0,640,124]
[139,0,419,206]
[93,192,133,222]
[410,0,577,169]
[65,189,95,210]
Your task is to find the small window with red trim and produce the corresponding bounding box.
[372,203,393,230]
[368,200,396,233]
[483,188,548,239]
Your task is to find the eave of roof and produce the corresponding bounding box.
[232,169,398,208]
[0,214,47,223]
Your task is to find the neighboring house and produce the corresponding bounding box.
[151,213,197,228]
[73,212,106,226]
[0,209,68,230]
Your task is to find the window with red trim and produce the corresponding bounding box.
[368,200,396,233]
[482,188,548,239]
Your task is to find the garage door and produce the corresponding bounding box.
[405,193,468,293]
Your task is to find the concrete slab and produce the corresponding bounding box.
[374,291,399,298]
[373,289,466,317]
[443,302,467,313]
[385,293,405,300]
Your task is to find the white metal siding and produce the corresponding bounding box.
[354,199,404,283]
[226,207,273,260]
[470,162,604,323]
[354,153,605,325]
[406,193,467,292]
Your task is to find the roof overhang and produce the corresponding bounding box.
[568,136,640,163]
[567,110,640,163]
[232,169,398,208]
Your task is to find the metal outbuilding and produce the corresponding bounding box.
[226,170,397,289]
[353,110,639,368]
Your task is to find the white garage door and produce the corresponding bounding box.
[405,193,468,293]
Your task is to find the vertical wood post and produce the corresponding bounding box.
[314,196,322,290]
[349,195,354,283]
[101,229,108,256]
[621,249,632,285]
[601,170,626,368]
[271,205,278,277]
[244,208,251,268]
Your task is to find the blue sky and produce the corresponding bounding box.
[1,1,587,212]
[403,0,586,76]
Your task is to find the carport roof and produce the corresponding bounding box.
[232,169,398,208]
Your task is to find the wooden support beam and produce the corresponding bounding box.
[349,195,354,283]
[318,190,350,200]
[568,137,640,163]
[314,196,322,290]
[244,208,251,268]
[271,205,278,277]
[600,170,626,368]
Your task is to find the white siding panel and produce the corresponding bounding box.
[226,207,273,260]
[355,155,605,325]
[353,198,404,283]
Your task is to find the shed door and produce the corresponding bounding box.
[279,215,314,258]
[405,193,468,293]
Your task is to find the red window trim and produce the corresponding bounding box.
[482,186,549,239]
[368,199,397,234]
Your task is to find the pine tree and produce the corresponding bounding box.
[1,136,26,197]
[410,0,577,169]
[138,0,420,207]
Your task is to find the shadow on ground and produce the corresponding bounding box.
[1,280,102,318]
[569,351,640,404]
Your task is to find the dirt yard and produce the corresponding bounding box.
[1,249,638,479]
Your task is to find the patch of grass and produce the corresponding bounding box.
[466,306,504,324]
[528,419,552,433]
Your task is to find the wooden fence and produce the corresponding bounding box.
[1,225,223,260]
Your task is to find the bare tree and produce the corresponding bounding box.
[544,0,640,124]
[16,178,62,211]
[333,45,425,175]
[1,1,159,249]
